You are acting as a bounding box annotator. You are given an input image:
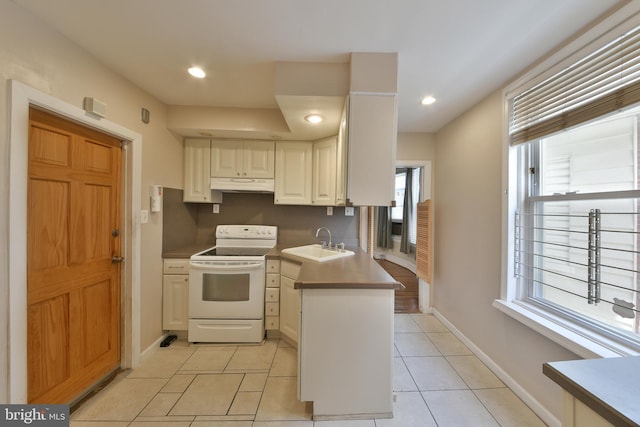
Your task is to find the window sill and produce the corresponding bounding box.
[493,299,639,359]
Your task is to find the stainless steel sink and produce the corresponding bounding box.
[281,244,355,263]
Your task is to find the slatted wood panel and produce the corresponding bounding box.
[416,200,432,283]
[27,108,122,404]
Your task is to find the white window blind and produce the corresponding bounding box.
[509,24,640,146]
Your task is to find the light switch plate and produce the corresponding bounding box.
[213,204,220,213]
[345,207,355,216]
[140,210,149,224]
[327,206,333,216]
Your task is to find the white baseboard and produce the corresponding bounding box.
[139,331,189,364]
[139,334,166,363]
[432,309,561,427]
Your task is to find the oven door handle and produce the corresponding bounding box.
[189,261,264,271]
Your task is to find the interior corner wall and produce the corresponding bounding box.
[397,132,436,161]
[433,89,578,420]
[0,0,184,385]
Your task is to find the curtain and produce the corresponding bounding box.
[377,206,393,249]
[400,167,414,254]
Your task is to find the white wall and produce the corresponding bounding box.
[397,132,436,161]
[0,1,184,400]
[433,89,579,421]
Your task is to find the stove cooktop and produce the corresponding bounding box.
[196,246,273,257]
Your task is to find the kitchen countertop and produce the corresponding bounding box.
[162,243,212,258]
[163,243,403,291]
[269,245,403,290]
[543,356,640,427]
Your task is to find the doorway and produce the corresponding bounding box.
[373,160,432,312]
[6,80,142,403]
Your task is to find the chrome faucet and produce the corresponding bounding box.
[315,227,332,249]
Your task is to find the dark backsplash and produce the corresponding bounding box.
[162,188,359,252]
[162,187,199,252]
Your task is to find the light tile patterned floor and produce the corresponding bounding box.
[70,314,547,426]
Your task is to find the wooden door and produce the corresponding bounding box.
[27,107,122,404]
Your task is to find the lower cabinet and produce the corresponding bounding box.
[280,259,301,345]
[562,392,615,427]
[265,258,281,335]
[298,287,395,420]
[162,258,189,331]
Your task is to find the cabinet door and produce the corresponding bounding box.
[313,136,337,205]
[184,138,211,202]
[347,94,397,206]
[564,393,615,427]
[243,140,275,178]
[275,141,313,205]
[280,275,300,345]
[163,275,189,330]
[211,139,243,177]
[335,102,348,205]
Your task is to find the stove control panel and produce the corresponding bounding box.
[216,225,278,240]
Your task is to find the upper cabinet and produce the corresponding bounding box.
[276,138,346,206]
[211,139,275,178]
[347,52,398,206]
[275,141,313,205]
[346,93,397,206]
[312,136,337,206]
[335,101,348,206]
[184,138,212,203]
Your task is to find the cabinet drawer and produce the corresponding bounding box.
[163,258,190,274]
[265,316,280,330]
[266,273,280,288]
[265,302,280,316]
[266,259,280,273]
[265,288,280,302]
[281,259,301,279]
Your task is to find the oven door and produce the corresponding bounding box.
[189,260,265,319]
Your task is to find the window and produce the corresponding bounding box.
[391,168,421,244]
[503,20,640,355]
[516,110,640,341]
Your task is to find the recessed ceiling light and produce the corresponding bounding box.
[304,114,323,124]
[188,66,206,78]
[421,96,436,105]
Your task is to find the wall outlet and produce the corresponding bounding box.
[213,204,220,214]
[327,206,333,216]
[140,210,149,224]
[345,207,355,216]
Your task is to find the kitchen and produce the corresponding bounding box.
[2,1,640,426]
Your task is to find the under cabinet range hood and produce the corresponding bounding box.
[210,177,275,193]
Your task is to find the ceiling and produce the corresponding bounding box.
[13,0,621,140]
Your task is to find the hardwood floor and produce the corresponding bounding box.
[376,259,420,313]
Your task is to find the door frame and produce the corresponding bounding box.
[6,80,142,403]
